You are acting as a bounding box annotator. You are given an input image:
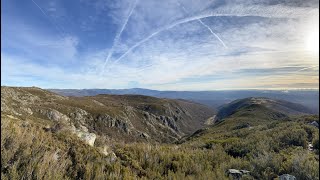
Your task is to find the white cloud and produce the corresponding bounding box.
[2,0,319,90]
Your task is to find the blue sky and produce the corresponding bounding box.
[1,0,319,90]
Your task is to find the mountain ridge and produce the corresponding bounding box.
[1,86,215,143]
[48,88,319,114]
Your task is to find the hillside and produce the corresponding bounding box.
[1,86,215,143]
[178,100,319,179]
[214,97,314,122]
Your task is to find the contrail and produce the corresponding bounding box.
[100,0,139,75]
[31,0,65,39]
[106,4,316,70]
[104,14,259,71]
[177,1,227,48]
[197,19,227,48]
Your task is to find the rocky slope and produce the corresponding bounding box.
[1,86,215,144]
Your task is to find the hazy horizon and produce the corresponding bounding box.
[1,85,319,92]
[2,0,319,90]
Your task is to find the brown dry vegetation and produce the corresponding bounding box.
[1,112,319,179]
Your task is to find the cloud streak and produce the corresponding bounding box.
[100,0,139,75]
[30,0,66,39]
[177,1,228,48]
[108,4,317,68]
[197,19,228,48]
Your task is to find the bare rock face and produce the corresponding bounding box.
[69,109,88,123]
[158,115,178,131]
[95,114,132,133]
[143,112,179,132]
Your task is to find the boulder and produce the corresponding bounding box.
[308,142,314,151]
[75,130,96,146]
[240,170,250,175]
[226,169,250,180]
[158,116,179,131]
[226,169,242,179]
[308,121,319,128]
[279,174,296,180]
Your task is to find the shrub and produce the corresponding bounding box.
[233,123,251,130]
[279,128,308,148]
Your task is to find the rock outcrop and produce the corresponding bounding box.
[39,109,70,122]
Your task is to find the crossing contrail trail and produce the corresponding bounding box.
[31,0,65,39]
[104,4,316,71]
[100,0,139,75]
[177,1,228,48]
[197,19,228,48]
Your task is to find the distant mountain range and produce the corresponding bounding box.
[48,88,319,114]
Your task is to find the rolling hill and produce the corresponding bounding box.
[214,97,314,122]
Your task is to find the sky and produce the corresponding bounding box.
[1,0,319,90]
